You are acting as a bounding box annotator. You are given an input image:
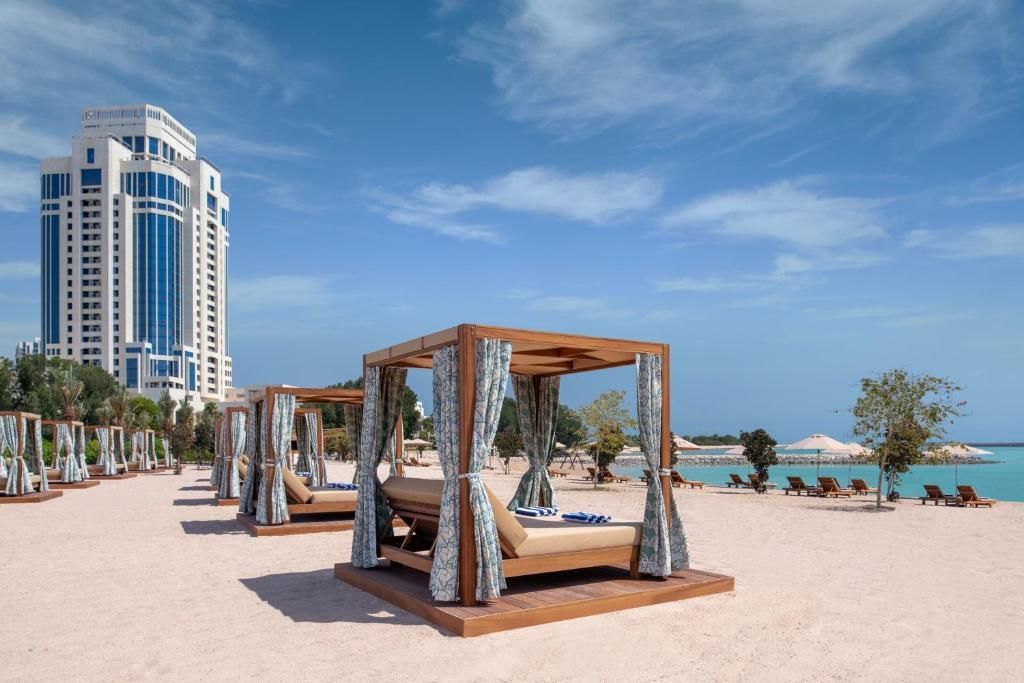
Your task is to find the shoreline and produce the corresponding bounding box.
[577,454,999,468]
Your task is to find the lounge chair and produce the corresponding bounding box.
[642,469,676,487]
[380,477,642,578]
[783,476,818,496]
[547,467,568,478]
[956,485,997,508]
[281,467,357,516]
[671,471,703,489]
[406,456,431,467]
[747,473,776,490]
[602,466,632,483]
[850,479,877,495]
[726,473,748,488]
[585,466,620,483]
[919,484,957,506]
[817,477,853,498]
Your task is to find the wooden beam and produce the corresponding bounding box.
[458,324,477,607]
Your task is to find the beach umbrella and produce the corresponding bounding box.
[923,443,993,487]
[844,442,872,484]
[672,435,701,451]
[786,433,854,480]
[723,445,745,456]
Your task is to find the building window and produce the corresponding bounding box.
[80,168,102,187]
[86,148,95,164]
[148,137,159,155]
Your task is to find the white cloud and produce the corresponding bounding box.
[455,0,1019,138]
[0,261,40,279]
[0,117,64,159]
[655,277,754,293]
[663,178,884,249]
[525,294,672,321]
[906,225,1024,259]
[949,164,1024,205]
[0,161,38,212]
[230,276,333,309]
[201,133,310,161]
[773,249,885,276]
[370,166,662,243]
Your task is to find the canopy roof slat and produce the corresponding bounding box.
[250,386,364,406]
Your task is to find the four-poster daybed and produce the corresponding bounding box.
[126,428,161,472]
[85,425,135,479]
[0,410,63,503]
[235,386,379,537]
[212,406,248,506]
[334,324,733,636]
[42,419,101,489]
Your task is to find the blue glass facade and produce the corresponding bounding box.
[81,168,102,186]
[126,358,138,388]
[132,212,182,360]
[40,214,60,344]
[40,173,70,199]
[120,172,189,207]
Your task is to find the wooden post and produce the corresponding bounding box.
[457,325,478,606]
[659,344,673,563]
[532,374,546,507]
[264,390,276,525]
[395,416,404,478]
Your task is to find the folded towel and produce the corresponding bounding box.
[295,471,311,477]
[562,511,611,524]
[515,506,559,517]
[326,482,358,490]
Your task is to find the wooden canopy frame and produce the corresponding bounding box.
[82,425,135,479]
[124,428,159,471]
[0,410,64,502]
[40,418,84,465]
[362,323,674,608]
[216,405,248,502]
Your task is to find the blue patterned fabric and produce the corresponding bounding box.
[3,415,32,495]
[344,404,362,484]
[351,366,407,568]
[298,412,325,487]
[562,512,611,524]
[96,428,115,476]
[326,482,358,490]
[428,345,461,600]
[113,429,127,473]
[257,394,295,525]
[507,374,559,510]
[514,506,558,517]
[58,423,82,483]
[147,431,158,468]
[238,400,264,515]
[0,415,12,479]
[210,418,223,489]
[636,353,689,575]
[29,417,48,493]
[219,411,246,500]
[76,424,89,479]
[161,437,171,469]
[467,339,512,600]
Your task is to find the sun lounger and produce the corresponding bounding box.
[956,485,997,508]
[747,473,776,489]
[783,476,819,496]
[919,484,957,506]
[602,466,632,483]
[817,477,854,498]
[547,467,568,478]
[726,473,748,488]
[671,471,703,489]
[850,479,877,495]
[406,456,431,467]
[380,476,642,578]
[281,467,358,516]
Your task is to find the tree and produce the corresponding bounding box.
[493,429,523,474]
[401,386,420,437]
[498,396,519,434]
[555,405,585,452]
[851,369,964,508]
[579,390,637,486]
[0,357,18,410]
[325,429,351,460]
[106,387,133,428]
[129,396,159,429]
[740,428,778,494]
[16,354,62,418]
[192,403,218,465]
[52,366,84,420]
[171,399,195,469]
[157,390,176,437]
[419,416,434,443]
[74,364,118,424]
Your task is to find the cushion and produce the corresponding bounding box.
[307,489,358,504]
[281,466,313,504]
[237,459,248,478]
[484,486,528,551]
[513,518,642,557]
[240,454,250,465]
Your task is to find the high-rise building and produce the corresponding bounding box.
[39,105,232,405]
[15,337,41,360]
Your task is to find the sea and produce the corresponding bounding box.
[617,446,1024,502]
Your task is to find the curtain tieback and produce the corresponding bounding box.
[457,472,480,480]
[657,468,673,476]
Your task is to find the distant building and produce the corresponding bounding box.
[39,105,233,406]
[15,337,41,360]
[414,400,425,418]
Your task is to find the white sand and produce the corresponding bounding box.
[1,461,1021,681]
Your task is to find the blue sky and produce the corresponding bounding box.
[0,1,1022,441]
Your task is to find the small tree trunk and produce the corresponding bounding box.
[875,455,886,509]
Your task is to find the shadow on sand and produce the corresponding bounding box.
[239,569,442,632]
[179,519,247,535]
[172,498,215,506]
[178,485,214,492]
[803,503,897,513]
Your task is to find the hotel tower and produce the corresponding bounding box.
[39,105,232,405]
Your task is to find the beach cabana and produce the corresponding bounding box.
[210,415,224,490]
[213,406,248,506]
[42,419,100,489]
[86,426,135,479]
[293,407,326,485]
[0,410,62,504]
[334,324,733,636]
[126,428,158,472]
[236,386,372,537]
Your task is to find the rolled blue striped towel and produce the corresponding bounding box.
[562,511,611,524]
[515,506,559,517]
[326,482,358,490]
[295,471,311,477]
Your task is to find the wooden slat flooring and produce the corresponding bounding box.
[235,513,355,537]
[0,490,64,504]
[48,480,102,489]
[334,560,734,637]
[214,497,239,507]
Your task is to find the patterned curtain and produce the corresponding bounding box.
[114,429,127,471]
[29,418,49,492]
[147,432,157,468]
[210,418,223,489]
[3,414,32,495]
[636,353,689,576]
[161,437,171,468]
[58,422,82,483]
[96,428,114,476]
[219,411,246,499]
[238,400,263,514]
[76,424,89,479]
[256,394,296,525]
[506,374,559,510]
[344,405,362,484]
[130,431,142,463]
[306,412,324,486]
[0,415,12,479]
[351,366,407,568]
[428,345,460,600]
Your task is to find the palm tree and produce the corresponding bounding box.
[106,387,133,428]
[52,367,83,420]
[157,389,176,438]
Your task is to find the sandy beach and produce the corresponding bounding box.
[2,460,1021,682]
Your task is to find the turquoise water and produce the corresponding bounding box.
[618,446,1024,502]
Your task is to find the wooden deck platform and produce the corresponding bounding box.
[236,513,355,537]
[0,490,64,504]
[334,560,735,637]
[91,473,138,480]
[48,480,102,489]
[214,497,239,507]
